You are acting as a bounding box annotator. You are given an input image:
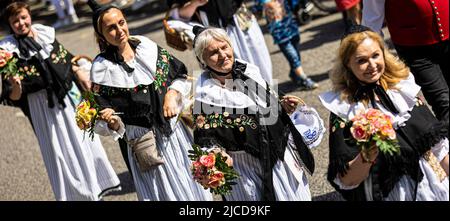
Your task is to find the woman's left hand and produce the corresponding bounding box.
[73,65,91,91]
[281,95,304,114]
[163,89,181,118]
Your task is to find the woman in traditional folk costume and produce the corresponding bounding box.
[86,0,212,201]
[319,25,449,201]
[192,27,318,201]
[0,1,120,201]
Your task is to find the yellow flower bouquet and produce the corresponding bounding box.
[75,92,99,140]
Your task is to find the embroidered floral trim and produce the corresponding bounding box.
[18,65,40,78]
[194,112,258,132]
[415,96,425,106]
[93,83,150,96]
[154,48,172,92]
[51,45,68,64]
[330,114,348,133]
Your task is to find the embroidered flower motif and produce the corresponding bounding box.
[51,45,68,64]
[154,48,172,92]
[92,84,101,93]
[415,97,424,106]
[194,113,257,132]
[18,65,40,78]
[98,84,149,96]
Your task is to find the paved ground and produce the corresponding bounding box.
[0,0,391,201]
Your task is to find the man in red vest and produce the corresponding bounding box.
[362,0,449,122]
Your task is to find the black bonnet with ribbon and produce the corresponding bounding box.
[87,0,119,38]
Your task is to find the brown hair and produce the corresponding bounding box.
[329,30,410,103]
[4,1,31,25]
[94,7,126,52]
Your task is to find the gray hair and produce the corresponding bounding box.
[193,28,233,67]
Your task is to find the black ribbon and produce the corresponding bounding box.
[100,38,141,73]
[353,83,399,114]
[15,35,64,108]
[224,60,314,201]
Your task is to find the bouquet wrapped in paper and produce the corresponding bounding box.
[349,108,400,161]
[188,145,239,195]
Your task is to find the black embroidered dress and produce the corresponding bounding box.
[193,59,315,201]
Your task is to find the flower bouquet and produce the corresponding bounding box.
[188,144,239,195]
[0,49,22,79]
[75,92,99,140]
[349,108,400,161]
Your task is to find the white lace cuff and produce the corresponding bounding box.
[431,138,449,162]
[333,176,361,190]
[94,119,125,141]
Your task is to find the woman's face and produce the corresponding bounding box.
[203,38,234,73]
[100,9,129,47]
[8,8,32,36]
[347,38,385,84]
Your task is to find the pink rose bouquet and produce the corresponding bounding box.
[350,108,400,159]
[0,49,22,79]
[189,144,239,195]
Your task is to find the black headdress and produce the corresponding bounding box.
[87,0,120,37]
[192,25,207,48]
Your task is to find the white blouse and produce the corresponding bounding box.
[0,24,56,60]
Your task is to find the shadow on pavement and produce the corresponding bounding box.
[312,191,345,201]
[277,71,330,94]
[105,171,136,196]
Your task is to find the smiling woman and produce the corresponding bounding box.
[0,1,121,201]
[191,27,318,201]
[319,25,449,201]
[86,0,213,201]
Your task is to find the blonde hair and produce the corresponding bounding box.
[193,28,233,66]
[330,30,409,103]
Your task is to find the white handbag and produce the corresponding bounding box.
[290,105,326,149]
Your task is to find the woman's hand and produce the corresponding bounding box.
[280,95,304,114]
[72,65,91,91]
[107,115,121,131]
[99,108,121,131]
[361,143,379,164]
[163,89,181,118]
[210,147,233,167]
[8,75,22,100]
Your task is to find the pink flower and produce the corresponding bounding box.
[192,161,202,170]
[196,115,205,128]
[5,51,12,60]
[350,125,370,142]
[92,84,101,93]
[200,153,216,168]
[0,59,6,68]
[208,170,225,189]
[380,125,396,140]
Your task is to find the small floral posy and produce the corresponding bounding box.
[349,108,400,160]
[75,91,100,140]
[0,49,24,79]
[51,45,68,64]
[188,144,239,195]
